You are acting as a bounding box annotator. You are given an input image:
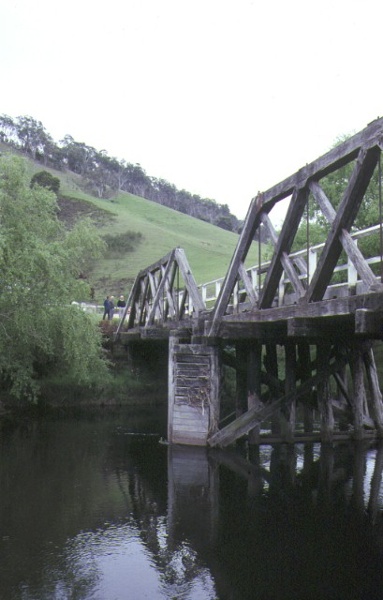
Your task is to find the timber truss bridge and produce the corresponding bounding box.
[116,117,383,447]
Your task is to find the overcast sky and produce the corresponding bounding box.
[1,0,382,220]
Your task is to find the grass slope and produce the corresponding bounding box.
[1,144,260,301]
[79,190,260,300]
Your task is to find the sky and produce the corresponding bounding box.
[1,0,382,221]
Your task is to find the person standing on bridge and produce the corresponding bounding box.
[117,295,126,318]
[103,295,111,320]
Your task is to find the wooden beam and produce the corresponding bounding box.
[208,349,348,447]
[260,117,383,212]
[287,314,354,338]
[238,262,258,307]
[261,213,306,298]
[305,146,381,302]
[259,186,309,308]
[146,250,176,326]
[355,309,383,337]
[362,342,383,435]
[309,181,380,290]
[316,341,334,442]
[175,248,206,313]
[208,193,266,337]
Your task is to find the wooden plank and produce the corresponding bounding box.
[219,290,383,325]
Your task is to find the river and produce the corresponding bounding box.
[1,409,383,600]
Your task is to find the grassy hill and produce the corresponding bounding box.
[1,144,260,302]
[63,188,260,302]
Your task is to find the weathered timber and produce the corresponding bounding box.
[368,445,383,523]
[351,344,366,440]
[309,181,381,290]
[355,309,383,337]
[362,342,383,435]
[317,341,334,441]
[306,146,381,302]
[209,192,266,338]
[168,337,220,446]
[282,341,297,442]
[259,116,383,209]
[259,187,309,309]
[208,349,350,447]
[287,314,354,339]
[217,290,383,330]
[261,212,306,299]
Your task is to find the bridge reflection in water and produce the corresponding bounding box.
[2,417,383,599]
[164,441,383,599]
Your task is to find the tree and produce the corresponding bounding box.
[14,115,52,161]
[30,170,60,193]
[0,155,109,402]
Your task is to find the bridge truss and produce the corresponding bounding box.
[117,117,383,446]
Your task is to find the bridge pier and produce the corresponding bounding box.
[168,332,220,446]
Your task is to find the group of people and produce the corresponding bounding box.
[103,295,127,320]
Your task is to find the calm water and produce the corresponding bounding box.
[1,410,383,600]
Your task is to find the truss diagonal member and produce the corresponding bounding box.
[208,193,266,337]
[261,212,306,298]
[115,274,140,336]
[309,181,379,290]
[139,277,151,325]
[238,262,258,306]
[146,249,176,326]
[163,261,178,319]
[306,145,381,302]
[259,186,310,309]
[174,248,205,313]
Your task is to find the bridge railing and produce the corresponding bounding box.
[199,224,383,311]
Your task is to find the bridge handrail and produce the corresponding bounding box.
[199,223,383,307]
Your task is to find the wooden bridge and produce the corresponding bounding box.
[116,117,383,447]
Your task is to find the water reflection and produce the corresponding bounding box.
[1,414,383,599]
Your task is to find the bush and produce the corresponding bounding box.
[31,170,60,193]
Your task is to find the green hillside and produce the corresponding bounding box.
[1,145,260,302]
[66,188,260,301]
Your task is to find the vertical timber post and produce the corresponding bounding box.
[351,343,365,440]
[247,340,262,445]
[298,342,314,433]
[317,341,334,442]
[265,343,280,435]
[281,341,296,442]
[362,342,383,436]
[236,342,248,417]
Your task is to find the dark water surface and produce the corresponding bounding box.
[1,410,383,600]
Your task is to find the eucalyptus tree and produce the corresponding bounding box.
[0,156,109,402]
